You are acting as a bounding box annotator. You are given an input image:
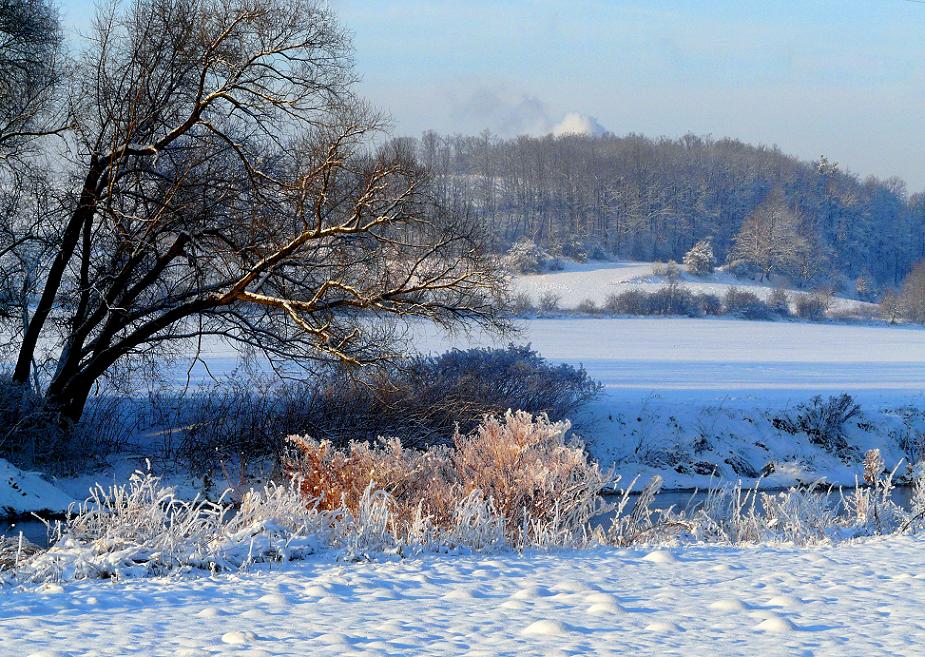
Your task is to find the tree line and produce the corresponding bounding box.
[409,130,925,293]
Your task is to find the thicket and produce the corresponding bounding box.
[170,346,602,472]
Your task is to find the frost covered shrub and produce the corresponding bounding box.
[773,394,862,459]
[683,238,716,276]
[288,411,610,544]
[502,238,545,274]
[723,287,772,319]
[795,292,830,321]
[652,260,681,282]
[652,286,701,316]
[767,287,791,316]
[603,286,699,316]
[510,291,534,314]
[537,290,561,312]
[576,298,600,314]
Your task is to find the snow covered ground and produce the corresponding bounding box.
[0,459,73,518]
[512,259,874,313]
[416,318,925,489]
[3,536,924,656]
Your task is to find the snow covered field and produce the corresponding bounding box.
[512,259,874,313]
[416,318,925,488]
[3,537,924,656]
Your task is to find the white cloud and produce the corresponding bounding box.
[551,113,608,137]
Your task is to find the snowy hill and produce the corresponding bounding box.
[512,260,875,315]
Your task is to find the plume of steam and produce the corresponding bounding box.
[551,112,607,137]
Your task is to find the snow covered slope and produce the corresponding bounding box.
[513,259,873,313]
[3,537,925,656]
[0,459,74,518]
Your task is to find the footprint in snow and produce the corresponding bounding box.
[584,591,624,614]
[38,583,65,595]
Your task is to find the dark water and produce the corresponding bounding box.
[0,517,59,548]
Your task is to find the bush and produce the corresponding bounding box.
[287,411,609,543]
[502,238,545,274]
[0,378,134,470]
[176,346,602,468]
[575,298,600,314]
[537,290,561,312]
[695,292,722,315]
[604,289,647,314]
[795,293,830,321]
[603,286,699,316]
[683,238,716,276]
[767,287,791,316]
[652,260,681,282]
[510,291,534,314]
[772,394,862,459]
[723,287,772,319]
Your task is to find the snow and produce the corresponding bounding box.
[0,459,73,518]
[3,537,925,655]
[414,318,925,489]
[513,259,874,312]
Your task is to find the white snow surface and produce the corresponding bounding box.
[0,459,74,518]
[513,259,874,312]
[3,537,925,656]
[415,318,925,489]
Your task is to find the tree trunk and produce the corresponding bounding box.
[12,160,103,385]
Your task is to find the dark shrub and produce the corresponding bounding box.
[795,293,830,321]
[576,298,600,314]
[772,394,861,460]
[538,290,561,312]
[510,291,534,314]
[0,377,132,470]
[177,345,603,469]
[723,287,772,319]
[767,288,791,316]
[604,289,648,314]
[695,292,723,315]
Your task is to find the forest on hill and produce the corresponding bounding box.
[408,131,925,293]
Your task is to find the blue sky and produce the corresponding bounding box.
[58,0,925,189]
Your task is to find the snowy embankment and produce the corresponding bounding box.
[512,259,873,313]
[415,318,925,490]
[2,537,924,656]
[0,459,73,518]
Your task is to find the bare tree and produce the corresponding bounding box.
[4,0,508,431]
[727,188,809,281]
[0,0,66,162]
